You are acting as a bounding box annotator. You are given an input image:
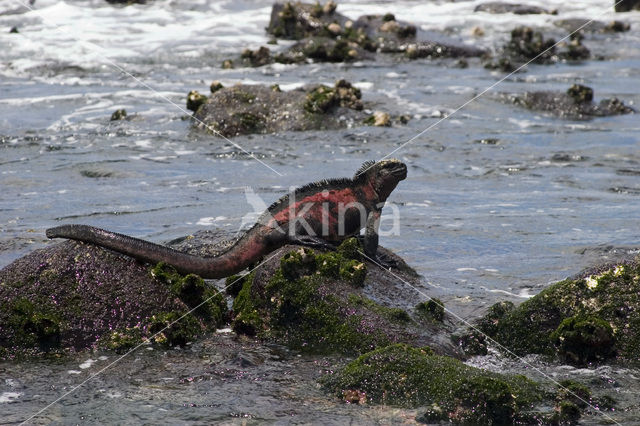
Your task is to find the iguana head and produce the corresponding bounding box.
[355,159,407,201]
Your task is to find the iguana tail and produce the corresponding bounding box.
[46,224,276,279]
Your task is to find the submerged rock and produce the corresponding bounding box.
[0,241,227,360]
[474,2,557,15]
[462,258,640,365]
[190,80,384,137]
[486,26,590,71]
[499,84,635,119]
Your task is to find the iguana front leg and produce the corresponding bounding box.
[363,208,398,269]
[363,209,381,258]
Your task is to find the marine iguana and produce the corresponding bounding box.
[46,159,407,279]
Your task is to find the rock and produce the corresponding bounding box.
[487,25,591,70]
[110,109,127,121]
[353,14,417,50]
[554,18,631,33]
[499,85,635,119]
[239,46,273,67]
[186,90,208,113]
[0,241,227,360]
[503,26,558,64]
[475,2,557,15]
[266,1,350,40]
[209,80,223,93]
[261,3,485,64]
[615,0,640,12]
[321,343,571,424]
[558,32,590,61]
[231,238,459,357]
[464,259,640,365]
[364,111,391,127]
[404,41,486,59]
[286,37,373,63]
[191,80,384,137]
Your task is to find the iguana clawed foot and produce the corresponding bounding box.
[290,235,338,251]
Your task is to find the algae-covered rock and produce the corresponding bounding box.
[499,84,635,119]
[415,298,445,323]
[504,26,558,64]
[322,343,550,424]
[231,238,456,356]
[470,259,640,365]
[191,80,381,137]
[486,26,590,70]
[0,241,227,360]
[266,1,348,40]
[110,109,127,121]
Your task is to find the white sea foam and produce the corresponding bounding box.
[0,392,22,403]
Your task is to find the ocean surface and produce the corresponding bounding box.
[1,0,640,424]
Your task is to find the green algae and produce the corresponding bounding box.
[348,294,411,323]
[233,112,263,133]
[304,85,338,113]
[102,326,144,353]
[146,311,203,347]
[304,80,362,114]
[323,343,544,423]
[415,298,445,323]
[6,298,64,353]
[230,272,263,336]
[550,315,615,365]
[150,262,227,327]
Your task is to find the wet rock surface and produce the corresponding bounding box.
[474,2,557,15]
[498,84,635,119]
